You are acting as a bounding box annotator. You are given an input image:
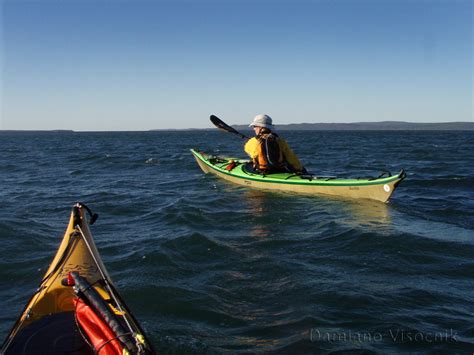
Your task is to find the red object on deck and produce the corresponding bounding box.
[225,161,237,171]
[67,272,75,286]
[75,298,124,355]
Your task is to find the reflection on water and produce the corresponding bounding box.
[243,189,273,238]
[241,188,392,236]
[342,199,391,229]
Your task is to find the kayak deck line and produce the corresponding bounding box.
[191,149,405,203]
[240,162,404,186]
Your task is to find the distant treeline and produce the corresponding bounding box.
[232,121,474,131]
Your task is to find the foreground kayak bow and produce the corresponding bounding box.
[1,203,155,354]
[191,149,405,203]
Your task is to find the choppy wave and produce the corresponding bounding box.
[0,130,473,352]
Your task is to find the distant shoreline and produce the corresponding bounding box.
[232,121,474,131]
[1,121,473,132]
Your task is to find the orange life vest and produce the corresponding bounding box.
[254,132,287,173]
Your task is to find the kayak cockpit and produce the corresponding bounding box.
[4,312,94,355]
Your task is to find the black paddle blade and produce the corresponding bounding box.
[210,114,225,127]
[209,115,249,139]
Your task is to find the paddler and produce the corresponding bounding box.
[244,114,306,174]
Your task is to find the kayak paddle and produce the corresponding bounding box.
[210,115,249,139]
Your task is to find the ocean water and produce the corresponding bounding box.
[0,130,473,353]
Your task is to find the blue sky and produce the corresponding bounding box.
[1,0,472,130]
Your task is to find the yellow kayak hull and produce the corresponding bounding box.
[2,203,154,354]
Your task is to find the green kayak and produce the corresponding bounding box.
[191,149,405,202]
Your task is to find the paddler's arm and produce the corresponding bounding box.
[280,139,304,172]
[244,137,259,159]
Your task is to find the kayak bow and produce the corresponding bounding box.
[1,203,155,355]
[191,149,405,203]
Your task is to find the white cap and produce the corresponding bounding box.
[249,114,274,129]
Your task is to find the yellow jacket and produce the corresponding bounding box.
[244,136,304,171]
